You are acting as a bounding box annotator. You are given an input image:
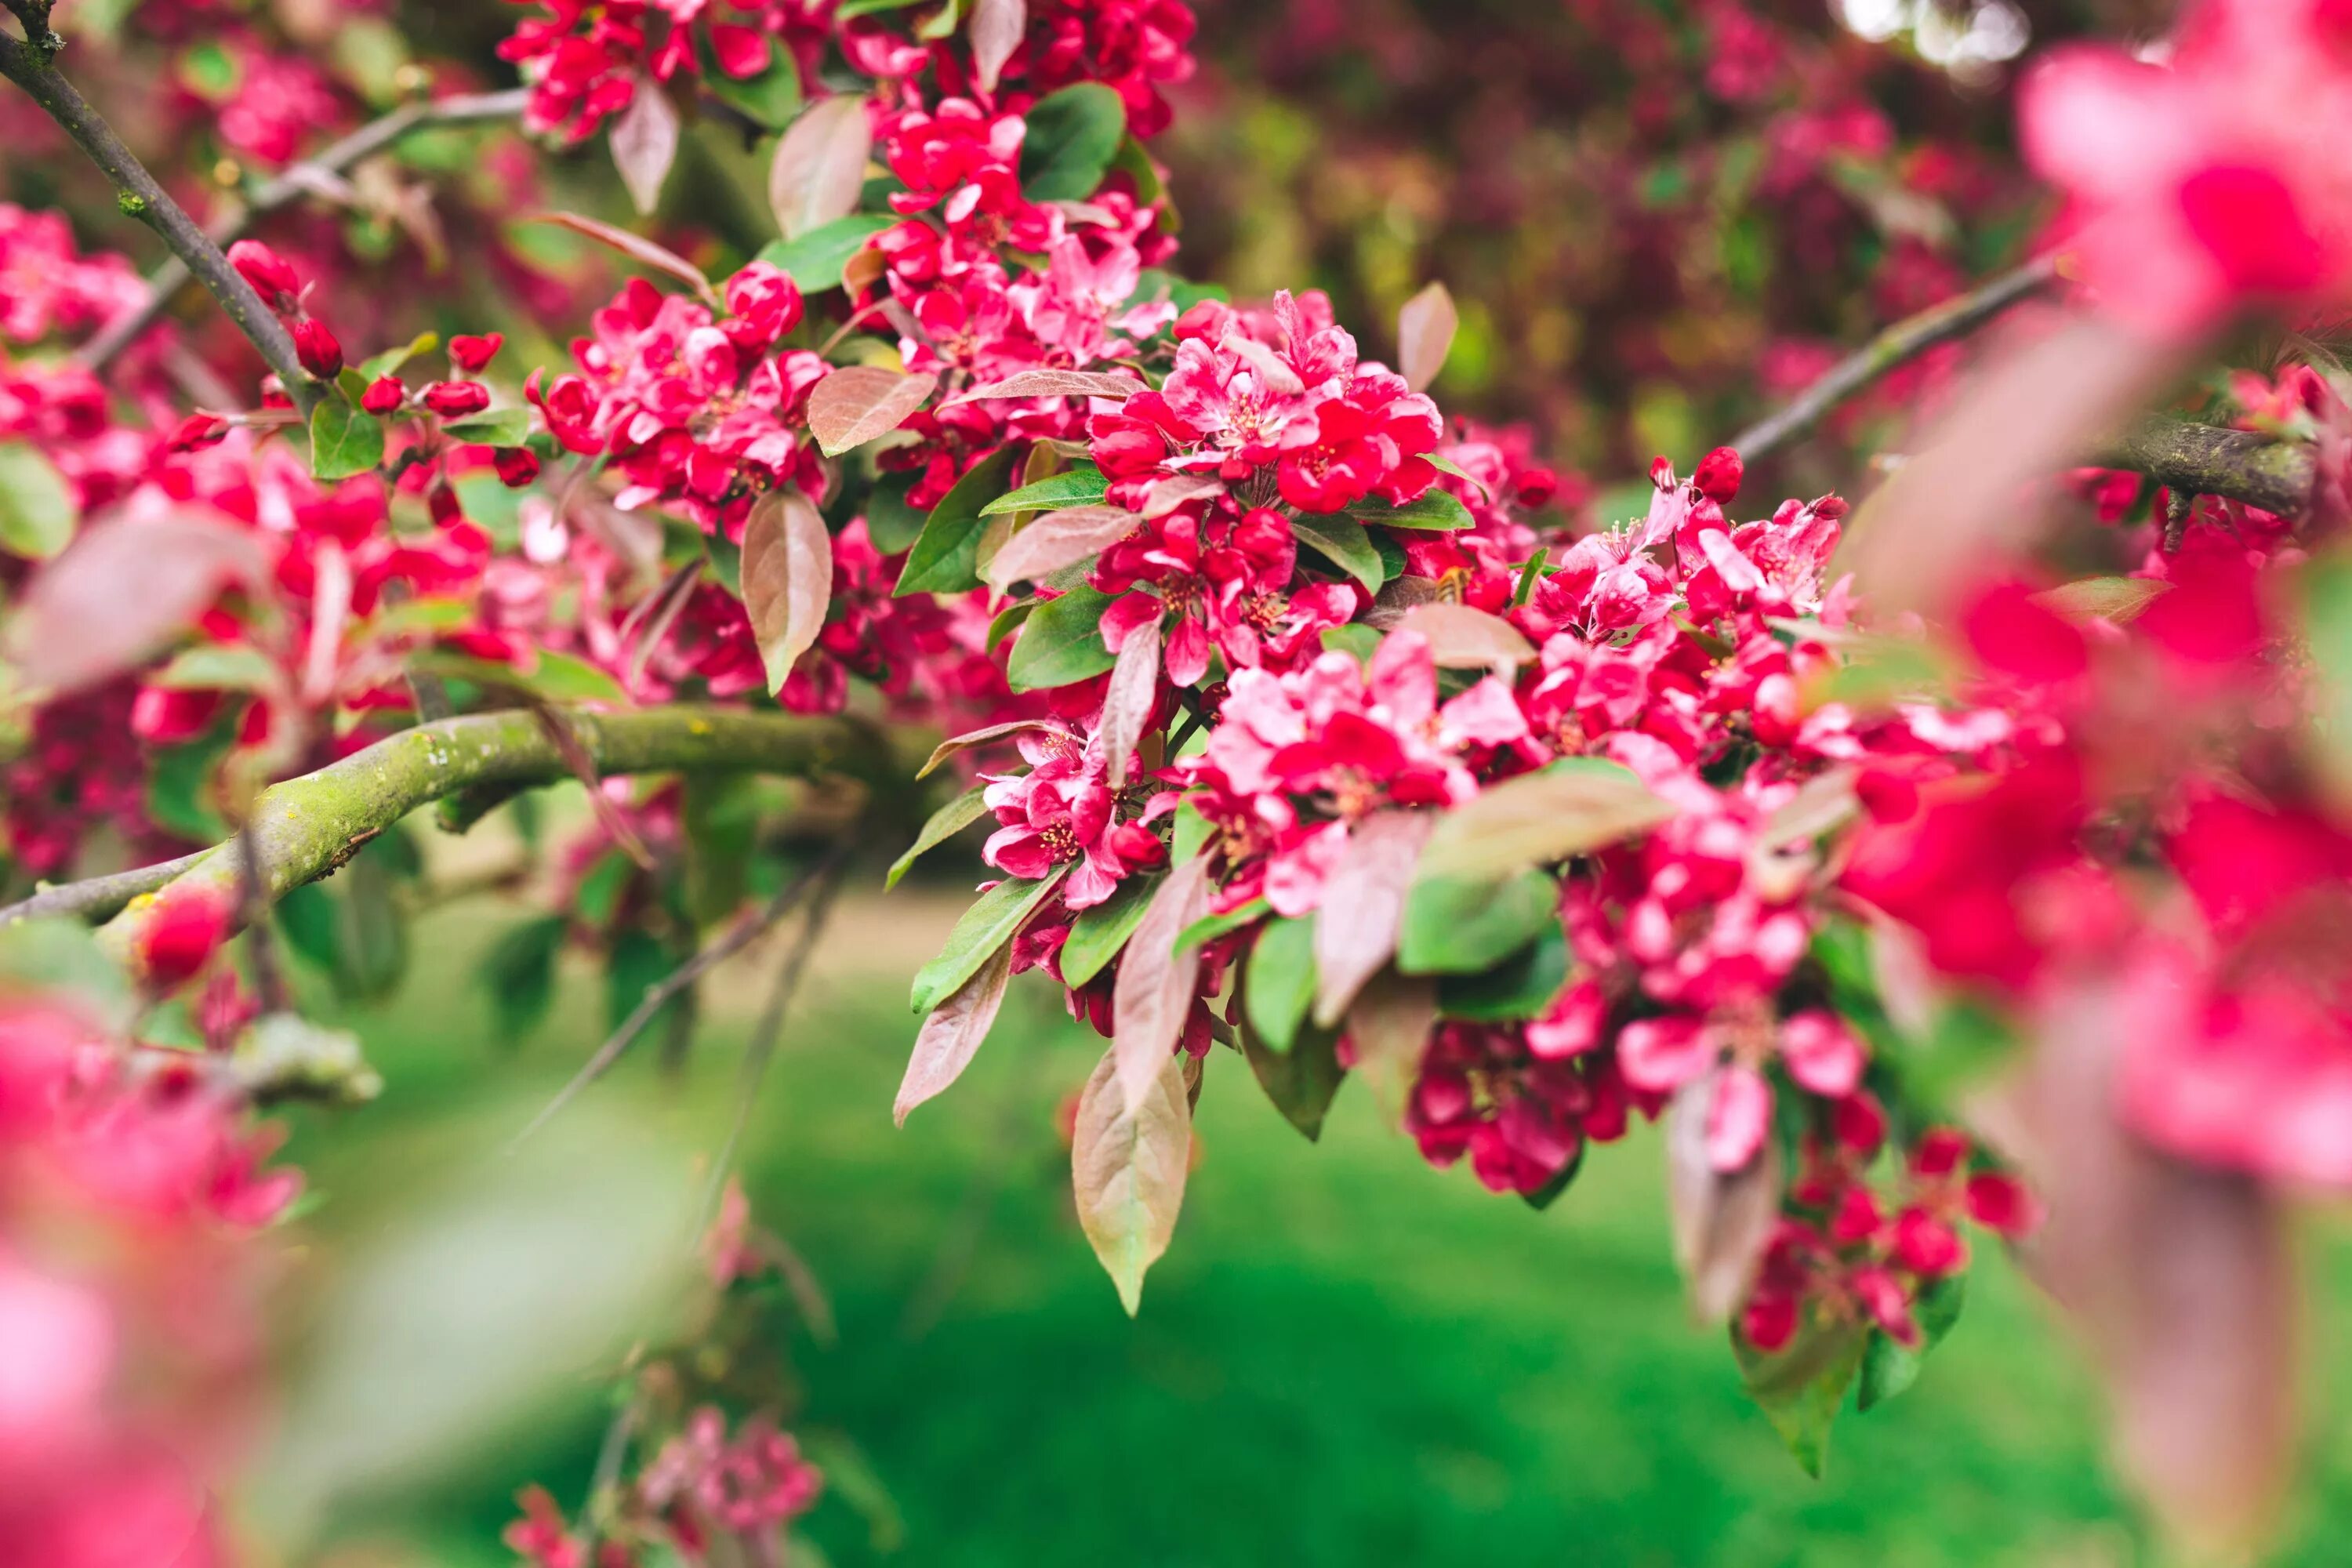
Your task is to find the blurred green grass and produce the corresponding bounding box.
[285,898,2352,1568]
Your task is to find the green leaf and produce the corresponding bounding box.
[1396,869,1555,975]
[0,918,133,1030]
[1290,514,1385,593]
[978,463,1107,516]
[863,471,928,555]
[1348,490,1475,531]
[1170,798,1210,864]
[908,871,1065,1013]
[147,725,234,840]
[0,441,77,559]
[833,0,928,13]
[1416,757,1672,882]
[607,927,695,1047]
[2303,551,2352,797]
[756,213,895,293]
[681,772,759,924]
[1320,622,1383,665]
[357,332,438,383]
[1733,1314,1869,1478]
[1175,896,1268,954]
[1240,1010,1342,1142]
[1858,1272,1966,1412]
[1438,918,1570,1022]
[410,649,628,706]
[334,840,411,1004]
[275,882,343,976]
[310,398,386,481]
[153,641,280,692]
[885,785,989,891]
[481,915,570,1044]
[699,32,800,127]
[1242,914,1316,1055]
[1061,872,1160,988]
[441,408,532,448]
[2035,575,2166,625]
[1006,584,1119,691]
[1019,83,1126,201]
[1520,1145,1585,1211]
[897,445,1017,596]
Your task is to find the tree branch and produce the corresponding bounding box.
[0,851,208,927]
[78,86,532,372]
[0,27,318,408]
[81,706,888,960]
[2102,419,2318,517]
[1733,256,2060,463]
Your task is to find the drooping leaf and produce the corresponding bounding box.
[1061,872,1161,989]
[480,915,569,1043]
[310,397,386,481]
[1290,513,1384,593]
[1112,855,1213,1113]
[698,32,800,127]
[440,408,533,448]
[897,445,1018,596]
[1240,1004,1342,1141]
[4,514,267,696]
[1243,913,1317,1054]
[768,93,873,240]
[2036,574,2168,625]
[1416,758,1674,883]
[885,784,989,891]
[967,0,1024,91]
[408,649,628,706]
[1396,869,1555,975]
[1312,810,1434,1027]
[1666,1069,1784,1326]
[1396,280,1457,394]
[946,368,1141,406]
[527,211,717,306]
[1007,583,1120,690]
[1019,83,1125,201]
[0,441,77,559]
[917,717,1057,779]
[1733,1309,1868,1479]
[1071,1041,1191,1315]
[978,463,1108,516]
[356,332,438,383]
[610,76,681,216]
[907,871,1064,1014]
[154,641,282,693]
[1142,474,1225,518]
[739,488,833,695]
[1344,969,1437,1123]
[894,941,1014,1127]
[1395,601,1536,671]
[1098,614,1160,789]
[1437,919,1570,1022]
[981,504,1142,590]
[1857,1272,1966,1412]
[756,213,895,293]
[863,471,928,555]
[807,366,937,456]
[1348,490,1475,530]
[1174,896,1268,955]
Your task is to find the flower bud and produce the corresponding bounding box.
[448,332,505,372]
[1692,445,1744,503]
[422,379,492,419]
[227,239,301,311]
[360,376,406,416]
[138,884,234,993]
[167,412,230,452]
[494,446,543,488]
[290,318,343,380]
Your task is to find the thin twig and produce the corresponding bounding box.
[698,860,847,1224]
[0,27,318,409]
[0,850,208,927]
[510,853,845,1147]
[78,87,531,372]
[1730,256,2060,463]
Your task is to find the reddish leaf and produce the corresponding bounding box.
[1664,1068,1784,1325]
[945,368,1142,406]
[1396,601,1534,671]
[807,365,938,456]
[1112,854,1213,1114]
[980,504,1142,590]
[1396,280,1457,394]
[968,0,1026,93]
[739,488,833,695]
[768,94,873,241]
[1345,969,1437,1123]
[1099,615,1160,789]
[1415,759,1673,883]
[526,211,717,307]
[894,941,1014,1127]
[1142,474,1225,519]
[1312,809,1434,1027]
[5,514,267,696]
[609,77,680,216]
[1071,1040,1192,1315]
[918,718,1058,779]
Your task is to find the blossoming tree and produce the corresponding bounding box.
[2,0,2350,1560]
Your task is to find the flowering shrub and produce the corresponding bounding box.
[5,0,2352,1559]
